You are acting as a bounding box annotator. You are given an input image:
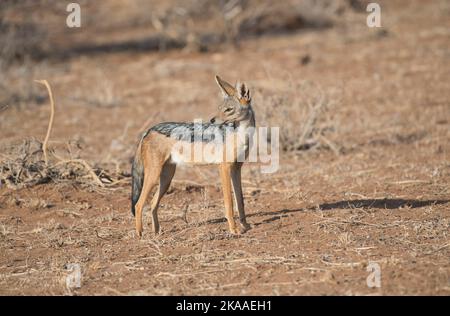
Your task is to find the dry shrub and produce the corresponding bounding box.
[69,70,123,108]
[0,61,49,107]
[0,139,120,190]
[254,80,341,153]
[1,0,359,58]
[0,0,52,63]
[237,0,343,38]
[0,79,125,190]
[346,0,373,11]
[152,0,349,50]
[0,1,53,106]
[0,21,47,62]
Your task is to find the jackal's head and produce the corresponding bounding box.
[211,75,253,125]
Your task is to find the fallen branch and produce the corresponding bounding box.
[53,159,105,187]
[34,80,55,166]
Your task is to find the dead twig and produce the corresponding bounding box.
[34,80,55,166]
[52,159,104,187]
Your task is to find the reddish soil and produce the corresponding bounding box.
[0,0,449,295]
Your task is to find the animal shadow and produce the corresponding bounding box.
[251,198,450,226]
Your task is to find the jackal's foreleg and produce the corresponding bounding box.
[220,163,238,234]
[231,163,251,233]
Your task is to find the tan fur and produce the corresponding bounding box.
[133,75,254,237]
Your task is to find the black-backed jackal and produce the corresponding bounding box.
[131,75,255,237]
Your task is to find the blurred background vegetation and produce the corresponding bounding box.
[0,0,370,63]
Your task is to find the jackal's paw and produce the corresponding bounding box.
[229,226,240,235]
[239,222,251,234]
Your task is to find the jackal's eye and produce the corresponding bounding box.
[224,107,233,113]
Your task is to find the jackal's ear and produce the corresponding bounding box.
[236,82,251,105]
[215,75,235,97]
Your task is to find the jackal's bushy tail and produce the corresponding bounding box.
[131,142,144,217]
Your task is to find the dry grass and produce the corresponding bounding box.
[0,0,50,62]
[0,81,125,190]
[0,61,50,107]
[0,0,360,61]
[2,195,447,295]
[0,139,109,189]
[255,78,342,153]
[0,0,449,296]
[68,70,123,108]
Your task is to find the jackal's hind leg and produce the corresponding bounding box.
[135,170,159,238]
[151,162,176,234]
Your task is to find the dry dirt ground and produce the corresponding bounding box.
[1,0,449,295]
